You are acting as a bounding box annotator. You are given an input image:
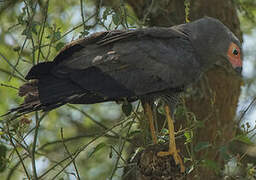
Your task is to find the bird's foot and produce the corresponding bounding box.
[157,149,185,173]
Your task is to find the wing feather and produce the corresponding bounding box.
[25,26,200,105]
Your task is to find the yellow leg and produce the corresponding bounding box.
[157,105,185,173]
[144,102,157,144]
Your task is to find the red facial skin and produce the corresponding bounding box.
[227,42,242,68]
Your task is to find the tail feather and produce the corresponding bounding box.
[1,61,86,117]
[38,76,83,105]
[18,80,38,97]
[3,75,85,116]
[2,61,116,117]
[2,80,42,116]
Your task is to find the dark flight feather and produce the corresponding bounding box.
[5,17,242,116]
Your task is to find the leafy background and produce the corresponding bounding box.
[0,0,255,179]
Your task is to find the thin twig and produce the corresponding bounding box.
[38,133,98,151]
[31,112,43,179]
[39,117,130,179]
[6,123,30,178]
[142,0,155,25]
[68,104,134,144]
[39,13,96,49]
[80,0,86,32]
[30,25,36,65]
[9,0,34,81]
[239,97,256,124]
[23,126,36,140]
[7,154,30,180]
[0,83,18,90]
[109,103,140,179]
[45,26,55,62]
[38,132,132,152]
[0,52,25,80]
[0,68,25,82]
[110,146,126,163]
[9,37,28,81]
[120,0,129,29]
[11,135,30,155]
[60,128,81,180]
[60,13,95,39]
[37,0,49,63]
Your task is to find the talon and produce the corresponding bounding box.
[142,102,186,173]
[157,150,185,173]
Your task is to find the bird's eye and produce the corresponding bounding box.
[232,48,239,56]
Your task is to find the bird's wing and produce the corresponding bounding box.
[51,26,189,67]
[26,27,200,103]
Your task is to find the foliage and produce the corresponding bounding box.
[0,0,141,179]
[0,0,255,179]
[236,0,256,33]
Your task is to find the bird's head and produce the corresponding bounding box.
[181,17,242,75]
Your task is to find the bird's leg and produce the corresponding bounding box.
[157,105,185,173]
[143,102,157,144]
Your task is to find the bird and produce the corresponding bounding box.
[5,17,242,172]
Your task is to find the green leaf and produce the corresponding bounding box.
[47,29,61,41]
[55,42,65,51]
[128,130,141,137]
[0,144,7,173]
[174,105,186,117]
[234,134,254,145]
[194,141,211,152]
[103,8,111,20]
[122,103,132,116]
[18,15,24,24]
[184,130,193,144]
[183,157,192,163]
[31,21,39,35]
[194,120,205,128]
[13,46,20,52]
[123,120,134,128]
[79,30,89,38]
[87,142,106,158]
[160,128,169,135]
[109,147,113,158]
[17,8,26,25]
[21,27,32,39]
[54,31,61,41]
[219,145,231,161]
[112,13,120,25]
[157,103,165,115]
[202,159,220,172]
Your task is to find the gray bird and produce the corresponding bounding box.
[6,17,243,172]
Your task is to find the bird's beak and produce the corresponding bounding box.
[235,66,242,75]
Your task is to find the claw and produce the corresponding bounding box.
[142,102,185,173]
[157,149,185,173]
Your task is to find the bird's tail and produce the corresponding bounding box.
[2,62,103,117]
[2,79,70,117]
[2,80,44,116]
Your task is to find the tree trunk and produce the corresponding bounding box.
[108,0,242,179]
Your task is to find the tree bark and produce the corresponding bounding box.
[106,0,242,179]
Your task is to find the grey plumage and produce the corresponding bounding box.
[5,17,242,115]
